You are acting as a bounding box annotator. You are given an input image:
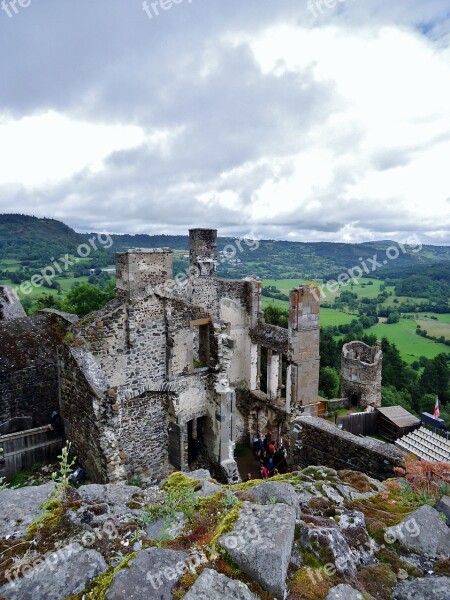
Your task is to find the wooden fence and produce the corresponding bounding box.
[336,411,379,437]
[0,425,63,479]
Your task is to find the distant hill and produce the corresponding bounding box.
[0,214,84,261]
[0,214,449,280]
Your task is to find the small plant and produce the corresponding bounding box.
[221,488,238,509]
[51,443,76,498]
[0,476,8,491]
[143,487,197,523]
[129,530,143,542]
[127,474,143,488]
[268,496,278,505]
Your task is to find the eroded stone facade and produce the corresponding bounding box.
[59,229,322,483]
[340,340,382,409]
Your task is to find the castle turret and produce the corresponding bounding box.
[189,229,218,278]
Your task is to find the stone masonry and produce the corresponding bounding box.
[340,340,382,408]
[58,229,323,483]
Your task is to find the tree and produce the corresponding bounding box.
[61,283,111,317]
[263,305,288,328]
[35,293,62,311]
[419,354,450,402]
[319,367,340,399]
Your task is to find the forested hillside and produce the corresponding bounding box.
[1,214,449,281]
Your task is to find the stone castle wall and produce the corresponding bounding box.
[0,314,64,428]
[291,416,405,480]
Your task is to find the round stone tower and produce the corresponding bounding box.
[340,340,382,408]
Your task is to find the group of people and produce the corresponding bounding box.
[251,434,288,480]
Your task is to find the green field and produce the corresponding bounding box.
[366,318,449,363]
[0,274,90,300]
[262,279,449,363]
[415,317,450,341]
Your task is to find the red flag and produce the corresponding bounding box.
[433,396,440,419]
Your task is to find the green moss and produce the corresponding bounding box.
[376,547,423,578]
[288,567,333,600]
[162,472,200,493]
[347,481,415,545]
[302,550,324,570]
[26,500,64,539]
[235,472,300,492]
[210,501,242,546]
[65,553,137,600]
[358,564,397,600]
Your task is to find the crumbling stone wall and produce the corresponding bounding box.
[119,392,170,479]
[0,314,64,427]
[341,341,382,408]
[290,416,404,480]
[60,346,109,482]
[0,286,26,320]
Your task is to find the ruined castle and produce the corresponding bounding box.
[0,229,323,483]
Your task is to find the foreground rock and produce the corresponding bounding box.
[105,547,187,600]
[247,481,300,517]
[393,576,450,600]
[184,469,211,480]
[325,584,364,599]
[435,495,450,525]
[145,512,186,540]
[0,543,106,600]
[65,483,163,530]
[298,519,358,577]
[385,504,450,558]
[219,501,296,599]
[195,480,223,497]
[183,568,258,599]
[0,483,55,540]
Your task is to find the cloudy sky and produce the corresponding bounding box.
[0,0,449,244]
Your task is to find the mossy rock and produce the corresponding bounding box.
[65,553,137,600]
[376,547,423,578]
[287,567,333,600]
[435,557,450,576]
[162,472,200,493]
[338,470,376,493]
[357,564,397,600]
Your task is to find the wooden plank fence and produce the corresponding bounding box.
[336,411,379,437]
[0,425,63,479]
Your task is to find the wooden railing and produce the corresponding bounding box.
[0,425,63,479]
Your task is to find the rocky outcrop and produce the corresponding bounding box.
[145,512,186,540]
[0,482,55,539]
[435,495,450,525]
[183,568,258,600]
[0,543,106,600]
[105,548,188,600]
[393,576,450,600]
[0,467,448,600]
[246,481,301,517]
[326,584,365,600]
[385,504,450,558]
[219,501,296,598]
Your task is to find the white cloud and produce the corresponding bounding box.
[0,111,145,186]
[0,1,449,243]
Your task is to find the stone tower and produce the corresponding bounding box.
[341,340,382,408]
[115,248,173,300]
[189,229,218,278]
[288,286,321,412]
